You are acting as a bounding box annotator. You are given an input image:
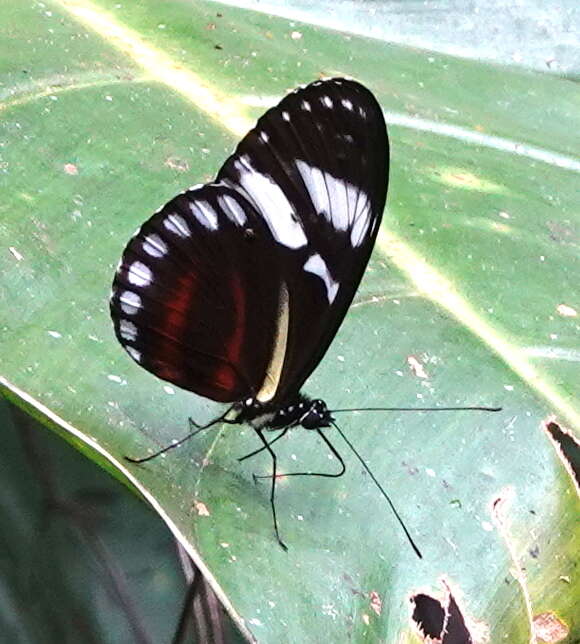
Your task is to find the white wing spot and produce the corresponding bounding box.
[164,213,191,237]
[259,131,270,143]
[190,200,218,230]
[142,233,168,258]
[295,160,345,230]
[126,346,142,362]
[234,155,307,249]
[295,160,331,224]
[359,106,366,117]
[350,197,372,247]
[342,99,353,110]
[218,194,247,226]
[303,253,339,304]
[127,261,152,287]
[119,290,142,315]
[282,111,290,121]
[295,159,371,247]
[321,96,333,108]
[301,100,311,112]
[119,319,138,341]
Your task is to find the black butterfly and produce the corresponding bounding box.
[110,77,401,551]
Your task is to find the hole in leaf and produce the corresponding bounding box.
[544,420,580,491]
[410,581,484,643]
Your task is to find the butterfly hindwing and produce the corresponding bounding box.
[110,78,388,404]
[111,184,285,401]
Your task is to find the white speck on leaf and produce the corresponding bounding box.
[48,330,61,338]
[557,304,577,317]
[107,374,127,385]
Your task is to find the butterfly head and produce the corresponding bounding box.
[300,398,333,430]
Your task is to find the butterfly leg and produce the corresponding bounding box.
[238,428,289,463]
[125,406,235,464]
[253,429,346,479]
[253,428,288,551]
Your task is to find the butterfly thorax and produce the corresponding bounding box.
[230,394,333,431]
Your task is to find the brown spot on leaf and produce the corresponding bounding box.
[164,157,189,172]
[546,220,577,245]
[369,590,382,616]
[533,611,569,643]
[341,573,363,596]
[407,355,429,379]
[194,500,210,516]
[402,460,419,476]
[528,544,540,559]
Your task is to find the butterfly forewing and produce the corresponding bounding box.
[110,78,388,404]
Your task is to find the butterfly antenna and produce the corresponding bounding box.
[331,405,502,413]
[330,420,423,559]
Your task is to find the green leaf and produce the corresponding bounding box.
[1,0,578,641]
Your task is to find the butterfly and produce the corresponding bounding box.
[109,77,409,552]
